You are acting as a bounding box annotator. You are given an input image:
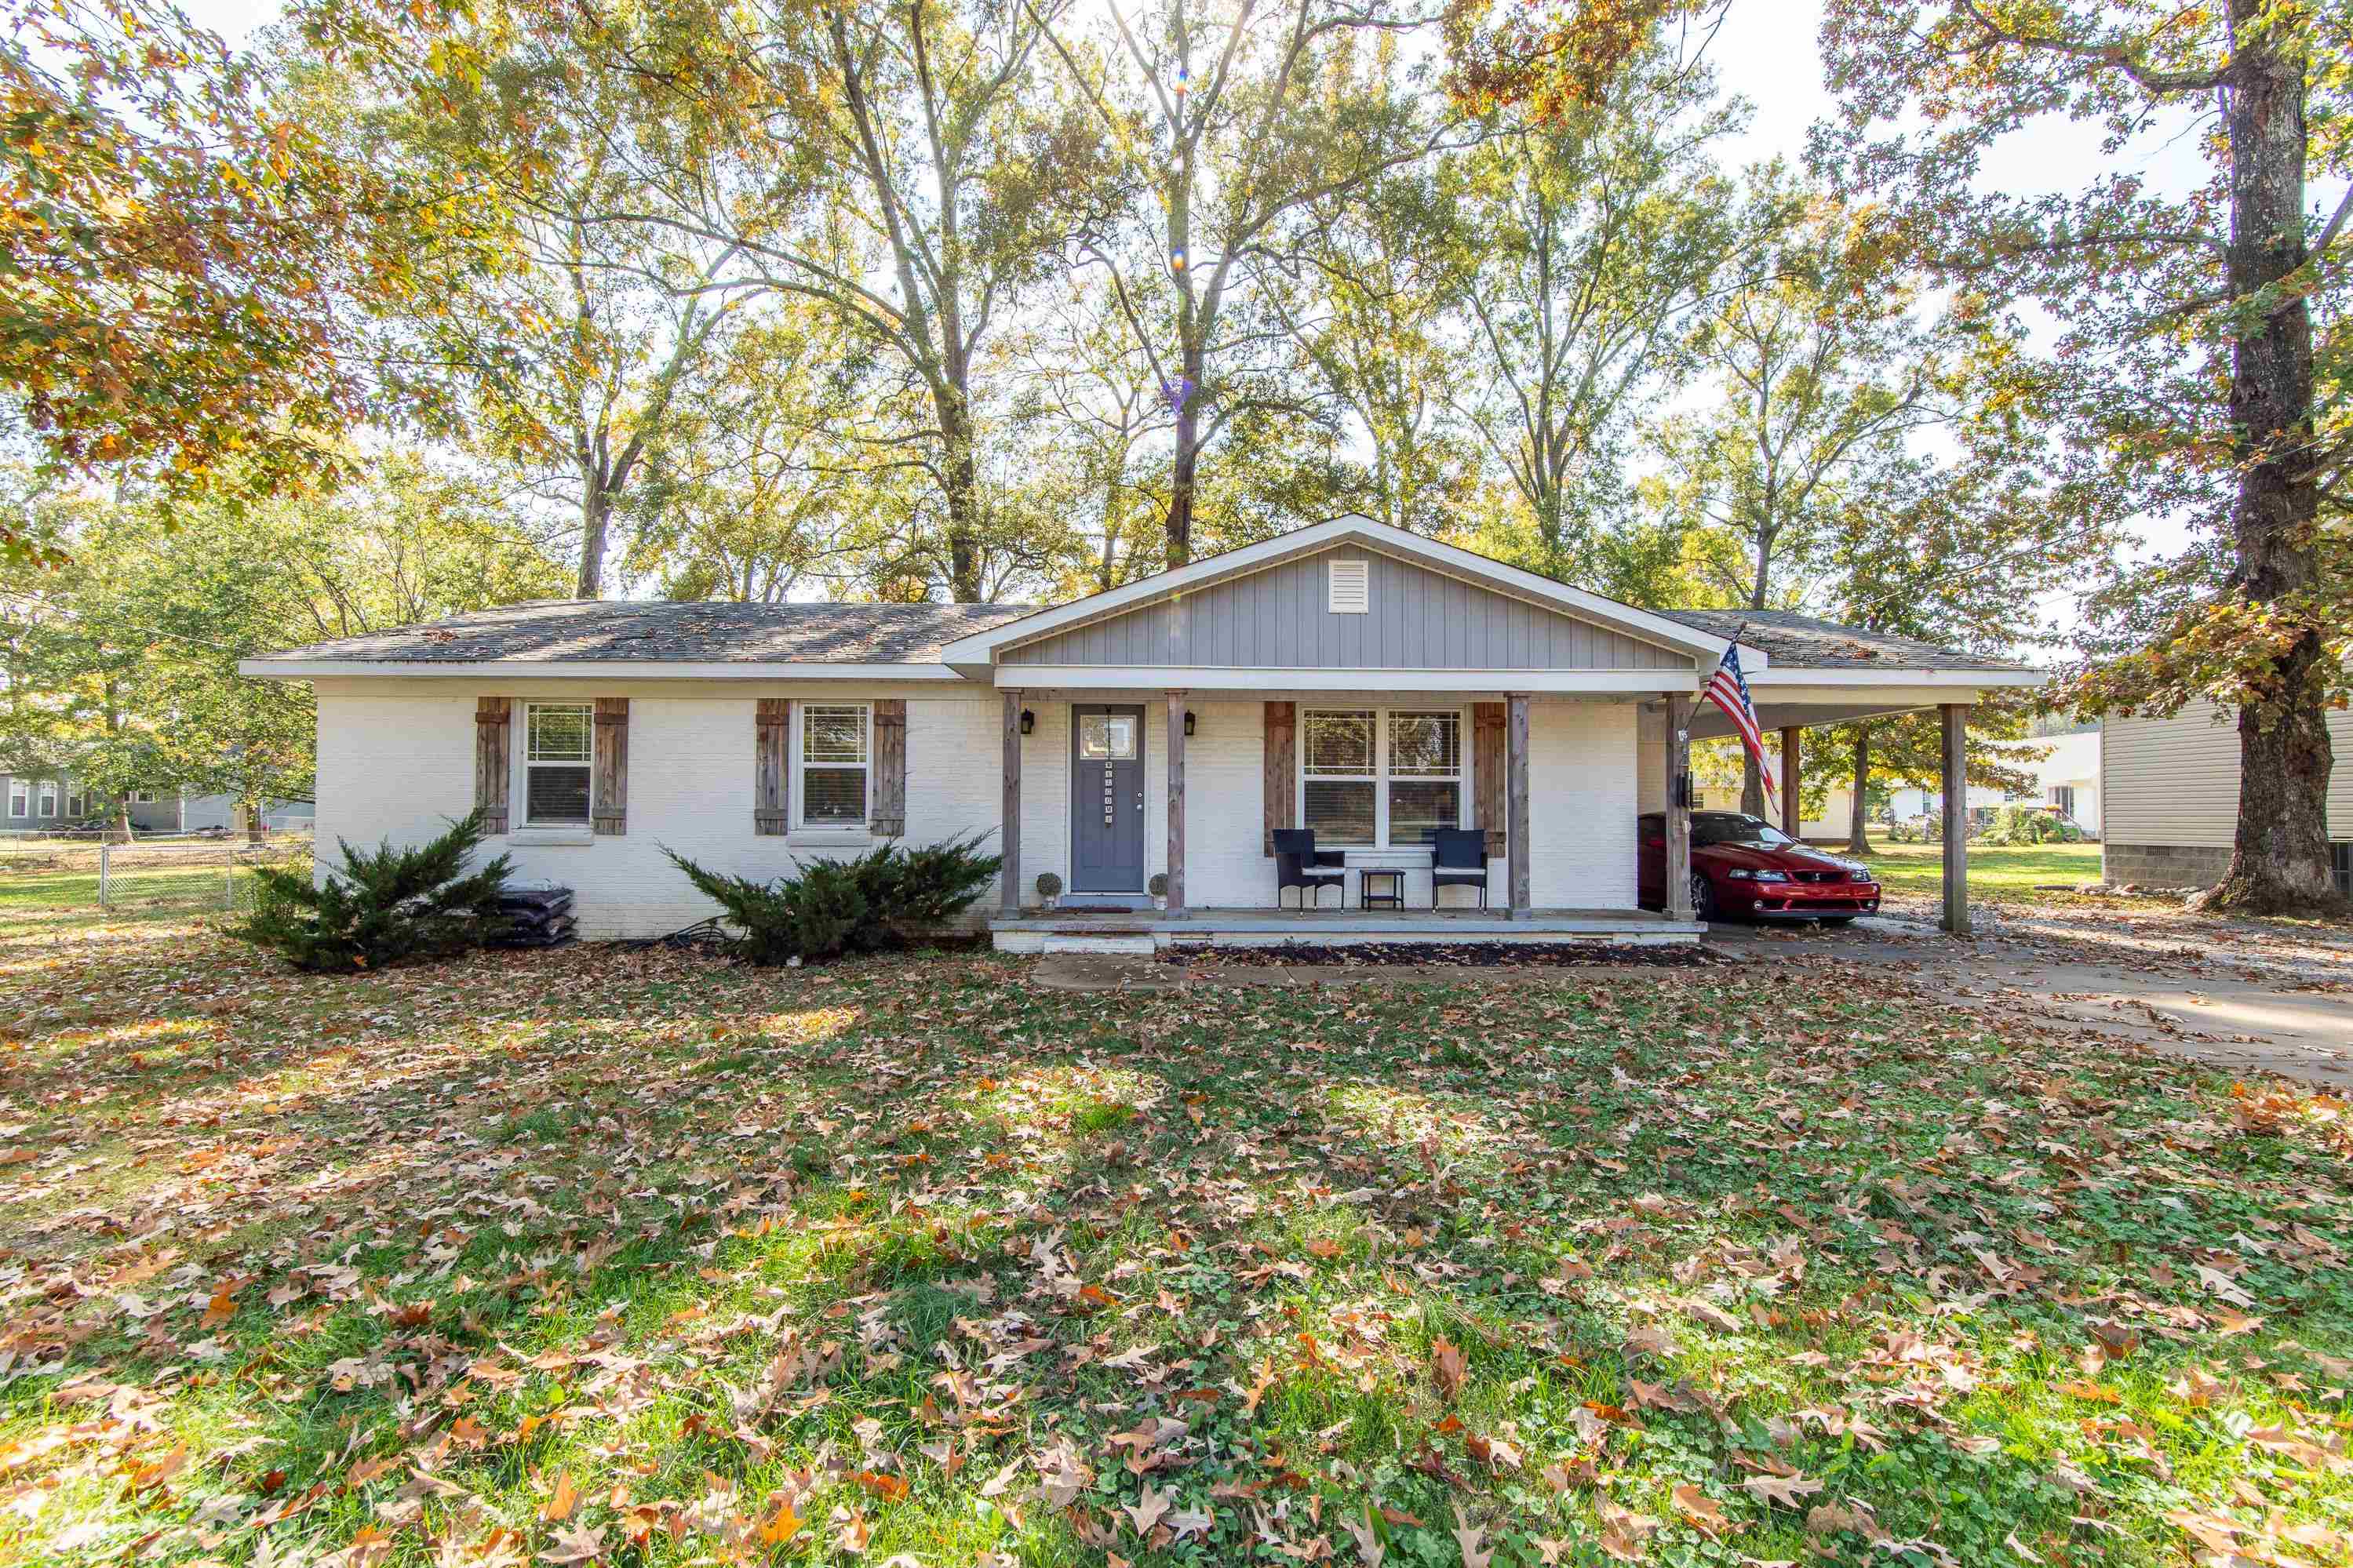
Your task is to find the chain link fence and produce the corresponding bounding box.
[0,834,313,922]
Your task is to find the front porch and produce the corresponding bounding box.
[989,904,1705,954]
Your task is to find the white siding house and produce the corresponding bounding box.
[2103,704,2353,888]
[246,515,2040,945]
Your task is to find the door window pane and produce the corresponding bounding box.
[1079,714,1137,760]
[1304,780,1375,844]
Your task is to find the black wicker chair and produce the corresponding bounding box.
[1273,828,1347,909]
[1431,828,1490,909]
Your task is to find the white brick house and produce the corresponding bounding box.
[245,515,2038,944]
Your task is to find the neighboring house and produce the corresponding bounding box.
[2103,703,2353,890]
[1,773,86,831]
[0,775,311,836]
[240,515,2037,944]
[2001,730,2100,835]
[127,791,315,835]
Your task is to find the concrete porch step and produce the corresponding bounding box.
[1039,933,1158,957]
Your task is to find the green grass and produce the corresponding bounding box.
[1863,841,2106,904]
[2,914,2349,1568]
[0,842,306,931]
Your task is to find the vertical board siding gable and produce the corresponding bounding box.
[592,697,628,835]
[754,698,790,835]
[1000,546,1688,670]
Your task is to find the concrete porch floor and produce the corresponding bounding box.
[990,905,1705,953]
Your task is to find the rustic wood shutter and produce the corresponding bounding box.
[475,697,511,834]
[754,699,790,835]
[870,700,907,837]
[592,697,628,836]
[1473,702,1507,858]
[1262,700,1295,856]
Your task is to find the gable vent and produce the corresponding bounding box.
[1328,558,1369,614]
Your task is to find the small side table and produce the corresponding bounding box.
[1358,868,1407,910]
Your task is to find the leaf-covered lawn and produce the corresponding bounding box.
[1863,843,2107,907]
[3,921,2351,1568]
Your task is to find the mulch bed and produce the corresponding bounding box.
[1161,940,1732,968]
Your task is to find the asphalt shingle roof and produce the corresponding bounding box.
[249,599,1034,666]
[1653,609,2030,673]
[251,598,2023,675]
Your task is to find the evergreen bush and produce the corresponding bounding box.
[233,810,514,972]
[664,833,1001,963]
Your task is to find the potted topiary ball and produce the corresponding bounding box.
[1035,871,1062,911]
[1148,872,1167,910]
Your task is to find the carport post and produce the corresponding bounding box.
[1779,726,1801,840]
[1664,693,1695,922]
[1940,702,1971,936]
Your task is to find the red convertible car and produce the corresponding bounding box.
[1637,811,1881,924]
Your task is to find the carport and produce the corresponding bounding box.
[1648,611,2048,936]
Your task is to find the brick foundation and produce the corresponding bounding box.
[2103,842,2234,889]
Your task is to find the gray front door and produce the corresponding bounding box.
[1071,705,1146,892]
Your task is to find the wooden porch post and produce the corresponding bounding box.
[1665,693,1695,921]
[1165,690,1186,917]
[1507,693,1532,918]
[1001,690,1022,915]
[1779,726,1801,839]
[1940,702,1971,935]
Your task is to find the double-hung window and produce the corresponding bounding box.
[64,787,83,818]
[35,783,55,818]
[1300,708,1465,848]
[796,703,870,829]
[6,780,25,819]
[523,702,595,826]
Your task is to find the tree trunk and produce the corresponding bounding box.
[576,489,610,600]
[1166,373,1200,570]
[938,390,985,602]
[1845,726,1871,855]
[2201,6,2340,913]
[1740,754,1764,817]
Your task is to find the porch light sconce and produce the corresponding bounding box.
[1183,709,1197,737]
[1018,708,1036,736]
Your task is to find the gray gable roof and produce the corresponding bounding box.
[248,596,2024,675]
[249,599,1034,666]
[1654,609,2031,673]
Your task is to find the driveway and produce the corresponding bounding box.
[1705,904,2353,1084]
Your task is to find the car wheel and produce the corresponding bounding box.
[1688,872,1714,920]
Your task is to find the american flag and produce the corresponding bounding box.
[1703,640,1779,815]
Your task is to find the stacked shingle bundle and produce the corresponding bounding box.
[491,887,576,948]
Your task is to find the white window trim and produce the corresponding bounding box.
[518,700,597,831]
[1298,707,1468,851]
[792,701,872,836]
[64,787,83,817]
[7,780,25,819]
[36,784,55,817]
